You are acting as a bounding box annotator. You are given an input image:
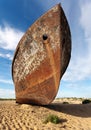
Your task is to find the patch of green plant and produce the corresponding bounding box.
[43,114,60,124]
[82,99,91,104]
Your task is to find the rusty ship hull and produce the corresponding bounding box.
[12,4,71,105]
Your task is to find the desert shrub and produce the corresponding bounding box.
[63,102,69,104]
[43,114,60,124]
[0,98,15,101]
[82,99,91,104]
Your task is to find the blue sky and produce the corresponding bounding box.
[0,0,91,98]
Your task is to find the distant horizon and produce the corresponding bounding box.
[0,97,91,100]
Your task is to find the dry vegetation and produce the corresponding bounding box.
[0,98,91,130]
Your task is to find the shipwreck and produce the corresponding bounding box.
[12,4,71,105]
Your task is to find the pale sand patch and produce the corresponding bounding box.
[0,99,91,130]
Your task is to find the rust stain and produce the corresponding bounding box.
[43,37,61,91]
[12,4,71,105]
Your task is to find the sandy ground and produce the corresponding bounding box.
[0,98,91,130]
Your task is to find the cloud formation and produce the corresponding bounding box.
[0,53,13,60]
[0,24,24,50]
[80,0,91,38]
[0,88,15,98]
[80,0,91,53]
[63,0,91,82]
[0,79,13,84]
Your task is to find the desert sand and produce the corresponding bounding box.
[0,98,91,130]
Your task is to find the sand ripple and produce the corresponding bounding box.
[0,100,91,130]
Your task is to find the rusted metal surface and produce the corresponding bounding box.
[12,4,71,105]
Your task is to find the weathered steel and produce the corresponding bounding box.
[12,4,71,105]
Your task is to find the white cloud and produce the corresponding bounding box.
[80,1,91,55]
[0,53,13,60]
[0,79,13,84]
[80,0,91,38]
[0,88,15,98]
[58,81,91,98]
[62,1,91,82]
[0,24,24,50]
[63,54,91,82]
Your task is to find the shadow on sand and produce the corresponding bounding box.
[45,103,91,118]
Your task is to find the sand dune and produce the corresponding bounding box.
[0,99,91,130]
